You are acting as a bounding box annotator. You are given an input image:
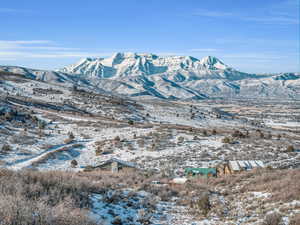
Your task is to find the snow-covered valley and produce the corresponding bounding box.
[0,60,299,225]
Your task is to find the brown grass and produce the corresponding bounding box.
[0,166,297,224]
[209,168,300,203]
[0,169,99,225]
[290,213,300,225]
[261,212,282,225]
[245,169,300,202]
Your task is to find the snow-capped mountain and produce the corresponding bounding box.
[0,65,74,83]
[60,53,253,81]
[1,53,299,100]
[59,53,299,100]
[0,65,108,94]
[273,73,300,81]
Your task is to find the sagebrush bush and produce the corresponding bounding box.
[232,130,245,138]
[286,145,295,152]
[95,146,102,156]
[114,136,121,142]
[1,144,11,152]
[222,137,231,144]
[38,120,47,129]
[71,159,78,167]
[209,168,300,203]
[246,169,300,202]
[0,169,99,225]
[290,213,300,225]
[189,192,211,216]
[262,212,282,225]
[0,195,96,225]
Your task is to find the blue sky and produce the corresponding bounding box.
[0,0,299,73]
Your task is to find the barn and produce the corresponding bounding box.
[84,158,139,173]
[217,160,265,176]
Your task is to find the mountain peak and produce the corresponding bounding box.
[60,52,248,80]
[78,57,95,64]
[200,56,222,64]
[200,56,228,70]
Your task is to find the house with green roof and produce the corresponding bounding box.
[184,168,217,178]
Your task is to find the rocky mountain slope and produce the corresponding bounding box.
[59,53,300,100]
[1,53,299,100]
[0,65,74,83]
[60,53,252,80]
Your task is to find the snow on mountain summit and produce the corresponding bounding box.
[60,52,248,81]
[2,52,298,100]
[273,73,300,81]
[57,53,279,100]
[199,56,228,70]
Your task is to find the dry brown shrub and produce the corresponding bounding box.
[1,144,11,152]
[0,169,99,225]
[261,212,282,225]
[191,192,211,216]
[71,159,78,167]
[286,145,295,152]
[0,195,96,225]
[246,169,300,202]
[210,169,300,203]
[290,213,300,225]
[114,136,121,142]
[222,137,232,144]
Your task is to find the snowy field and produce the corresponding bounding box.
[0,72,299,225]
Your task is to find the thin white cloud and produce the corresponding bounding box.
[0,40,81,53]
[189,48,218,52]
[0,56,17,61]
[270,0,299,13]
[0,40,123,59]
[0,51,24,56]
[243,16,299,25]
[27,52,113,58]
[215,38,299,46]
[193,10,299,25]
[0,40,54,50]
[192,10,233,17]
[193,0,299,25]
[0,8,32,13]
[0,51,113,59]
[0,46,79,51]
[0,40,112,59]
[221,53,290,60]
[0,40,52,44]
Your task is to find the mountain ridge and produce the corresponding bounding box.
[0,52,299,100]
[59,53,253,81]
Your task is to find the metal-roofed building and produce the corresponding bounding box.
[217,160,265,176]
[84,158,139,173]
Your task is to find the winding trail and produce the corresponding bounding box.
[6,143,76,170]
